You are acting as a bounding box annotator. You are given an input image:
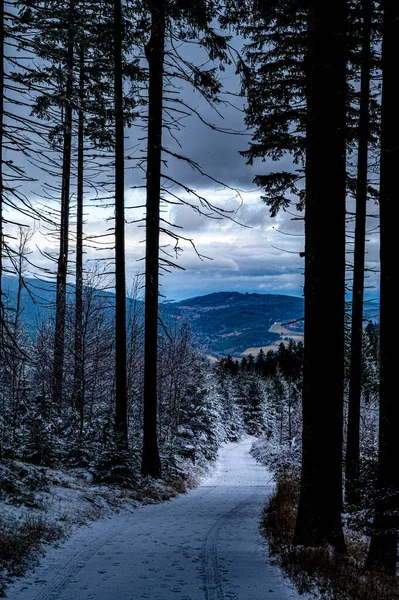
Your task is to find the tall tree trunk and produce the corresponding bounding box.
[365,0,399,575]
[141,0,164,478]
[114,0,128,445]
[0,0,4,344]
[345,0,372,506]
[293,0,347,551]
[73,44,84,433]
[52,0,74,409]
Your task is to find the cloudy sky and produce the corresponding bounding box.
[6,27,380,303]
[121,33,379,302]
[124,39,304,301]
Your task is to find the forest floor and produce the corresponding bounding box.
[4,439,304,600]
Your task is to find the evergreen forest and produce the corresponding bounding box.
[0,1,397,598]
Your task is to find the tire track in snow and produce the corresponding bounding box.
[29,442,257,600]
[10,467,233,600]
[8,440,303,600]
[21,528,121,600]
[201,493,256,600]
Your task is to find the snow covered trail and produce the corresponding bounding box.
[7,439,301,600]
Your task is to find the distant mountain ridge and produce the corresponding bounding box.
[161,291,305,357]
[3,276,380,359]
[161,291,379,357]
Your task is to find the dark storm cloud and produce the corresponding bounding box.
[161,104,258,189]
[125,32,295,194]
[159,95,296,192]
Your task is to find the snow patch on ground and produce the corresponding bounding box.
[0,456,212,594]
[5,438,306,600]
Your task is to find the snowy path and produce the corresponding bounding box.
[7,439,301,600]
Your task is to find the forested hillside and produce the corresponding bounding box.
[2,276,380,357]
[3,276,306,355]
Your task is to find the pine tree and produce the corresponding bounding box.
[72,43,85,430]
[229,0,348,549]
[113,0,128,446]
[51,0,75,410]
[140,0,231,477]
[236,0,308,216]
[0,0,45,349]
[365,0,399,575]
[15,0,78,409]
[141,0,165,477]
[0,0,4,338]
[293,0,347,551]
[345,0,374,506]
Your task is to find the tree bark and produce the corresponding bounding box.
[0,0,3,343]
[345,0,372,506]
[52,0,74,409]
[141,0,165,478]
[293,0,347,551]
[365,0,399,575]
[73,44,85,433]
[114,0,128,445]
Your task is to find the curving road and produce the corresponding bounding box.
[7,439,301,600]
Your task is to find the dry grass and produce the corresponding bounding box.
[128,475,190,503]
[0,516,63,597]
[261,472,399,600]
